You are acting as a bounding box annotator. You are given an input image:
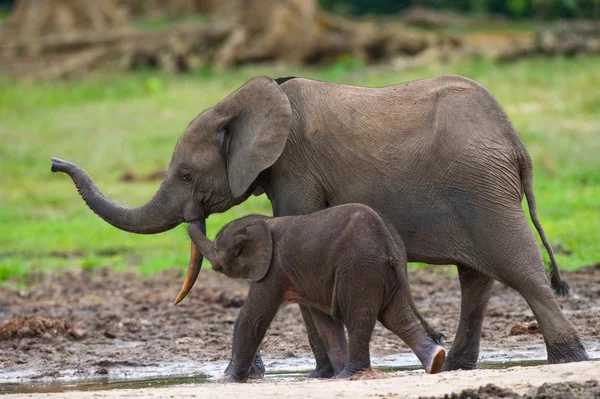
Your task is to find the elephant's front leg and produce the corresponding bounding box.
[224,285,282,382]
[224,318,265,379]
[300,305,339,378]
[307,307,348,377]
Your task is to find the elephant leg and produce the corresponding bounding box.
[504,276,588,364]
[379,286,446,374]
[444,264,495,371]
[310,308,348,376]
[334,308,377,379]
[225,285,282,382]
[224,315,265,379]
[300,305,338,378]
[485,224,588,364]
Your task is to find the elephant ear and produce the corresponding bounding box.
[233,221,273,282]
[215,76,292,198]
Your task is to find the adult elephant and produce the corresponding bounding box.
[51,75,588,375]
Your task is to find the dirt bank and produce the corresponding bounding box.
[1,265,599,382]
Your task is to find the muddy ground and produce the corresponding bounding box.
[3,361,599,398]
[1,264,599,382]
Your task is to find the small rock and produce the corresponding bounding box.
[70,327,87,340]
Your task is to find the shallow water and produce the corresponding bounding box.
[0,360,545,394]
[1,348,598,395]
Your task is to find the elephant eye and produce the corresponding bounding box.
[180,169,192,182]
[234,245,243,257]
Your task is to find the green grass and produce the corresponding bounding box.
[1,56,599,284]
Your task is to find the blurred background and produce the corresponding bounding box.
[0,0,598,284]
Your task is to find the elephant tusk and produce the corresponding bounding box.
[173,241,203,306]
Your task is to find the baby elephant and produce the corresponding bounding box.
[187,203,445,381]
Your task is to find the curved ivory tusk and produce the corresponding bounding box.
[173,241,203,306]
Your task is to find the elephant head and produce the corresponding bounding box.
[51,77,291,304]
[188,217,273,282]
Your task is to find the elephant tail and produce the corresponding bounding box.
[519,152,570,297]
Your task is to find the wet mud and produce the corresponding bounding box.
[1,265,599,387]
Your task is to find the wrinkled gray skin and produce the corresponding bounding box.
[51,74,588,377]
[187,204,447,381]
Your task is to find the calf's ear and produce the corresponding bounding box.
[233,221,273,282]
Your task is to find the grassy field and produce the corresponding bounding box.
[1,56,599,284]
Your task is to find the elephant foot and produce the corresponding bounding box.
[217,375,246,383]
[425,346,446,374]
[247,355,266,379]
[443,359,477,371]
[307,363,336,379]
[224,353,265,380]
[443,350,479,371]
[547,340,589,364]
[332,364,369,379]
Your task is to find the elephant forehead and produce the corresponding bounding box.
[177,109,222,147]
[213,234,230,251]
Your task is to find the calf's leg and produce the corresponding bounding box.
[310,308,348,375]
[379,288,446,374]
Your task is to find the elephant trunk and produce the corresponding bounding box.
[173,220,210,305]
[51,157,182,234]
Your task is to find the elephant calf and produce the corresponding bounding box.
[187,203,446,381]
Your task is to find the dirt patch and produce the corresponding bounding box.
[347,367,392,380]
[423,380,600,399]
[509,322,541,336]
[0,265,599,380]
[531,380,600,399]
[422,383,523,399]
[0,315,85,340]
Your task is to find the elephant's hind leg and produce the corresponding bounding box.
[468,216,588,365]
[379,289,446,374]
[493,241,588,363]
[444,265,495,371]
